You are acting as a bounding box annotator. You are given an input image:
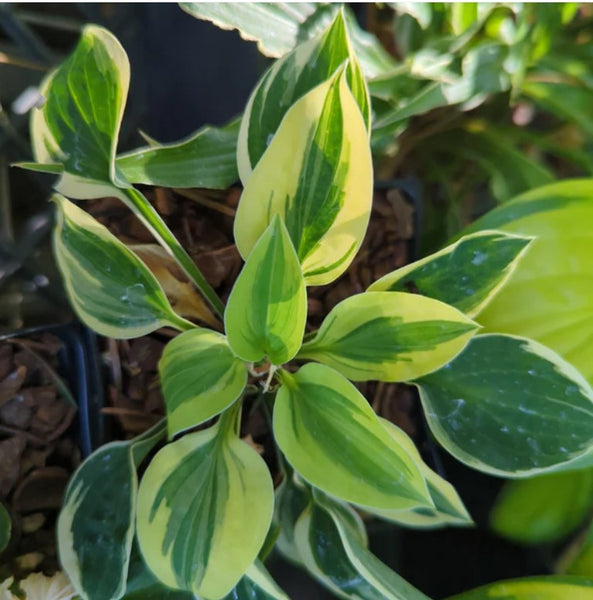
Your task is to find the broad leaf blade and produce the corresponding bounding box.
[369,231,533,317]
[159,329,247,437]
[274,363,432,510]
[225,215,307,365]
[234,67,373,286]
[53,195,190,338]
[300,291,478,382]
[416,334,593,477]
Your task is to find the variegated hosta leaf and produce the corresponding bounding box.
[295,491,432,600]
[369,231,533,318]
[58,422,166,600]
[237,9,369,181]
[225,215,307,365]
[490,469,593,544]
[136,413,274,599]
[299,291,478,382]
[234,67,373,286]
[364,419,472,529]
[215,561,289,600]
[274,363,432,510]
[53,195,192,338]
[416,334,593,477]
[159,328,247,438]
[447,576,593,600]
[30,24,129,196]
[0,503,10,552]
[467,179,593,385]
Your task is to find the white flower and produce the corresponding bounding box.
[0,572,76,600]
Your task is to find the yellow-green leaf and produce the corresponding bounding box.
[299,291,478,382]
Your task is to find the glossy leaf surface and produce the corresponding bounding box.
[225,215,306,364]
[159,329,247,437]
[234,68,373,286]
[136,415,274,599]
[369,231,533,317]
[416,334,593,477]
[300,291,478,382]
[0,503,10,552]
[274,363,432,510]
[53,195,190,338]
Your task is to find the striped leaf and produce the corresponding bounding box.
[466,179,593,386]
[447,576,593,600]
[299,291,478,382]
[295,491,432,600]
[58,421,166,600]
[0,503,10,552]
[237,9,369,180]
[369,231,533,318]
[233,66,373,286]
[416,334,593,477]
[274,363,432,510]
[225,215,307,365]
[136,411,274,599]
[159,329,247,438]
[53,195,192,338]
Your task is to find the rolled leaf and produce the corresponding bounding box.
[233,67,373,286]
[416,334,593,477]
[369,231,533,318]
[0,503,10,552]
[299,291,478,382]
[159,329,247,438]
[53,195,191,338]
[225,215,307,365]
[274,363,432,510]
[136,413,274,599]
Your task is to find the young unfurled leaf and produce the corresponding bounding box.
[234,67,373,286]
[58,422,166,600]
[136,413,274,599]
[53,195,191,338]
[416,334,593,477]
[0,503,10,553]
[225,215,307,365]
[237,10,370,180]
[299,292,478,382]
[369,231,533,318]
[159,328,247,438]
[274,363,432,510]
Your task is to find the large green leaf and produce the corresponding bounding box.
[58,421,166,600]
[233,66,373,286]
[369,231,532,317]
[237,9,369,180]
[299,291,478,381]
[159,329,247,438]
[0,503,10,553]
[274,363,432,510]
[53,195,192,338]
[225,215,307,365]
[466,179,593,386]
[116,119,239,189]
[136,410,274,599]
[416,334,593,477]
[490,469,593,544]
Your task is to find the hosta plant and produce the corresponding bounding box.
[21,8,593,600]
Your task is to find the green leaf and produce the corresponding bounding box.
[237,9,370,180]
[58,421,166,600]
[295,490,432,600]
[225,215,307,365]
[466,179,593,386]
[0,503,10,553]
[447,576,593,600]
[274,363,432,510]
[116,119,239,189]
[563,520,593,577]
[53,195,191,338]
[369,232,533,318]
[136,412,274,599]
[216,561,289,600]
[416,334,593,477]
[299,291,478,382]
[490,469,593,544]
[159,329,247,438]
[234,66,373,286]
